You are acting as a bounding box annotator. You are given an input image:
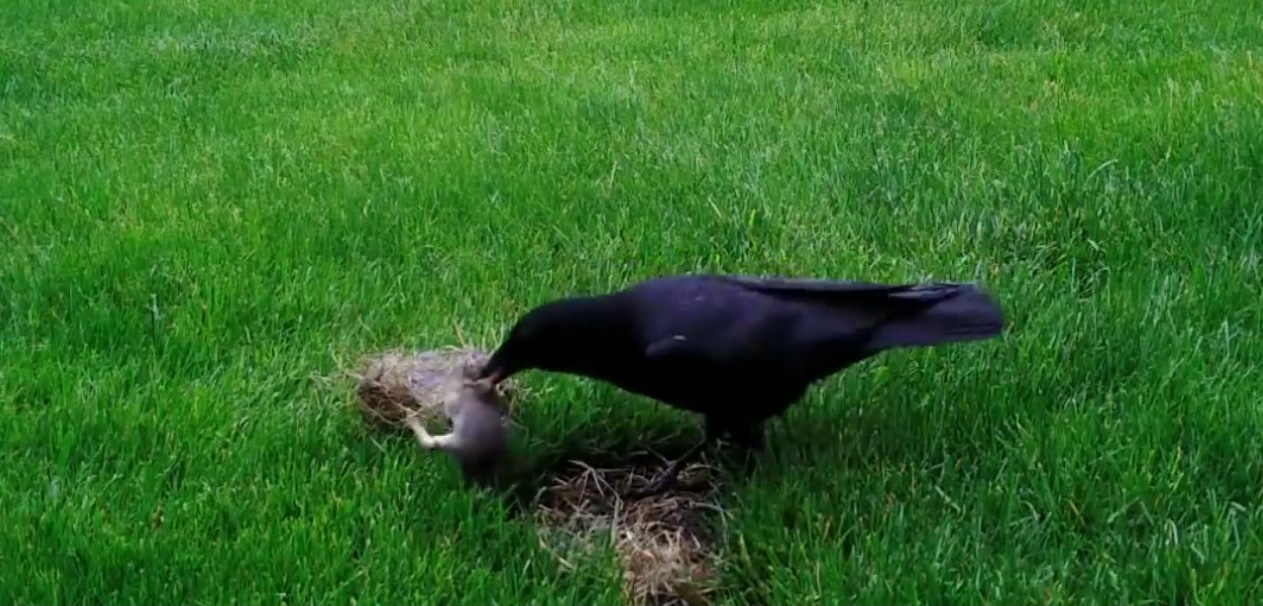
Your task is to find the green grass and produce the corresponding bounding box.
[3,0,1263,603]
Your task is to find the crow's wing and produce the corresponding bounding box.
[719,274,964,307]
[634,276,801,365]
[717,274,1005,350]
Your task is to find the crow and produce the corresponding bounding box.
[474,274,1005,499]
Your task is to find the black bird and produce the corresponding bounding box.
[475,274,1005,499]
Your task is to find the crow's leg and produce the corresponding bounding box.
[623,440,707,500]
[726,420,766,452]
[716,419,768,478]
[623,418,725,501]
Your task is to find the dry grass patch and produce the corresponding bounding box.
[533,453,726,606]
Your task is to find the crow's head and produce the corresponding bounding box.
[477,295,622,385]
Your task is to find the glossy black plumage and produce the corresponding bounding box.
[478,274,1006,497]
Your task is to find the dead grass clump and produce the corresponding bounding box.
[348,346,522,431]
[534,454,725,606]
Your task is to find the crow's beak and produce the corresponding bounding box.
[477,359,508,385]
[483,368,505,385]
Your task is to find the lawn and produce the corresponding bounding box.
[2,0,1262,603]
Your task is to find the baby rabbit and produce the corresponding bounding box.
[402,362,511,486]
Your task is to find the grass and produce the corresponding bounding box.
[2,0,1262,603]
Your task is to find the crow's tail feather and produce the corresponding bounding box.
[865,283,1006,351]
[722,274,1006,351]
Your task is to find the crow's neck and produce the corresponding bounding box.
[553,294,637,341]
[542,294,641,373]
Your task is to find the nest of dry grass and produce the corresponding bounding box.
[348,346,522,431]
[534,455,725,606]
